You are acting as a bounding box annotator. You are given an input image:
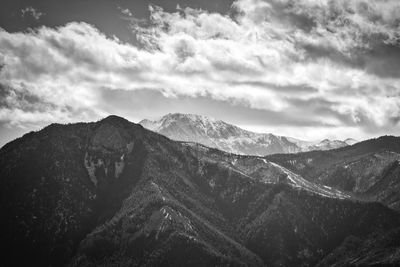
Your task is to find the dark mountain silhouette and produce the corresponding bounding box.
[1,116,399,266]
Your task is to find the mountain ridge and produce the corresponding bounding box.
[140,113,356,156]
[267,135,400,211]
[1,115,398,266]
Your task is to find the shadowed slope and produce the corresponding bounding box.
[1,116,399,266]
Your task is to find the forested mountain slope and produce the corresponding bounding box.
[1,116,399,266]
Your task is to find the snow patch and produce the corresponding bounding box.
[209,179,216,189]
[115,160,125,178]
[269,162,350,199]
[152,182,166,201]
[84,152,105,186]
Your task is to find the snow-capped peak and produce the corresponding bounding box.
[140,113,359,156]
[344,138,358,145]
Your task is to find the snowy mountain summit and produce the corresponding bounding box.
[140,113,357,156]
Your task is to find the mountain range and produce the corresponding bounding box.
[1,115,399,266]
[267,136,400,211]
[140,113,357,156]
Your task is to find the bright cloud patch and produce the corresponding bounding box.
[21,6,44,20]
[0,0,399,138]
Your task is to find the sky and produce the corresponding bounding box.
[0,0,400,146]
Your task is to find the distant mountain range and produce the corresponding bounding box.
[140,113,358,156]
[1,115,399,266]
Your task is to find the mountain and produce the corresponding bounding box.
[1,115,399,266]
[344,138,358,145]
[267,136,400,211]
[307,139,349,151]
[140,113,354,156]
[317,227,400,266]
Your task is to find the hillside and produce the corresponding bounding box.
[267,136,400,210]
[0,116,399,266]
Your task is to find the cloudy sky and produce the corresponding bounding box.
[1,0,400,146]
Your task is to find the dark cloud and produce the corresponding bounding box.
[243,0,400,80]
[299,38,400,79]
[301,42,359,66]
[362,44,400,78]
[262,0,317,32]
[0,0,234,44]
[0,84,50,112]
[389,115,400,126]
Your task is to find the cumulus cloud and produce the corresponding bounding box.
[1,0,400,139]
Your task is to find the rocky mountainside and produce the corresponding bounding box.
[140,113,355,156]
[267,136,400,211]
[317,227,400,266]
[1,116,399,267]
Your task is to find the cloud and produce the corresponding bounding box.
[118,6,133,17]
[21,6,44,20]
[0,0,399,139]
